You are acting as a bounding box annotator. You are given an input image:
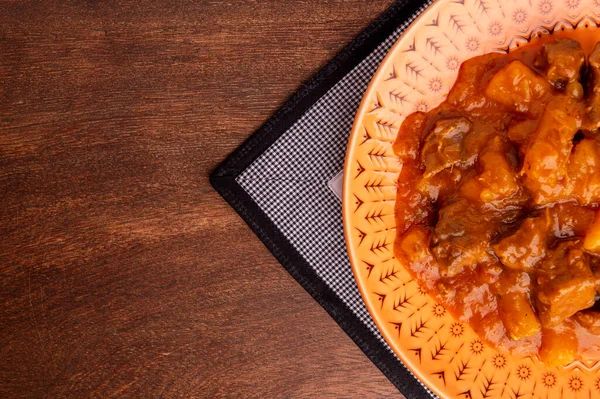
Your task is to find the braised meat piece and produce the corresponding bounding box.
[538,39,585,98]
[431,198,496,277]
[536,241,596,327]
[446,53,504,119]
[493,203,596,271]
[395,161,433,234]
[585,42,600,129]
[420,117,472,178]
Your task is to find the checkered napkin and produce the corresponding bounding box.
[212,1,436,397]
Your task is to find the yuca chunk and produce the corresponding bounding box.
[485,60,550,115]
[494,271,541,340]
[539,321,579,367]
[584,210,600,253]
[567,139,600,205]
[575,310,600,334]
[521,96,583,204]
[477,136,520,203]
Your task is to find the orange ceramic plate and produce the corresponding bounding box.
[343,0,600,397]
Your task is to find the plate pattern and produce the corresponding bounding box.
[344,0,600,398]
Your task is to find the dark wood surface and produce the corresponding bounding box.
[0,1,407,398]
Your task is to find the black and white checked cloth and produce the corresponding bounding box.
[213,1,436,397]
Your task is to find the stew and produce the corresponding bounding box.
[393,37,600,366]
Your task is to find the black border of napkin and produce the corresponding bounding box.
[210,1,431,397]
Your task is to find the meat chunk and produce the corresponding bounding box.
[436,269,497,323]
[538,39,585,98]
[476,136,520,203]
[446,53,504,118]
[493,204,595,271]
[492,215,549,272]
[395,161,433,234]
[485,60,550,115]
[521,96,583,204]
[394,111,427,161]
[567,139,600,205]
[416,167,463,203]
[432,198,496,277]
[420,117,472,178]
[536,241,596,327]
[585,42,600,129]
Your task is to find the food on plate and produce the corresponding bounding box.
[393,38,600,365]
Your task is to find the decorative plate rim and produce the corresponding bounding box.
[343,1,449,396]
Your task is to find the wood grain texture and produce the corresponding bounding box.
[0,1,405,397]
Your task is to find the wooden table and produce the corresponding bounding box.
[0,1,405,397]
